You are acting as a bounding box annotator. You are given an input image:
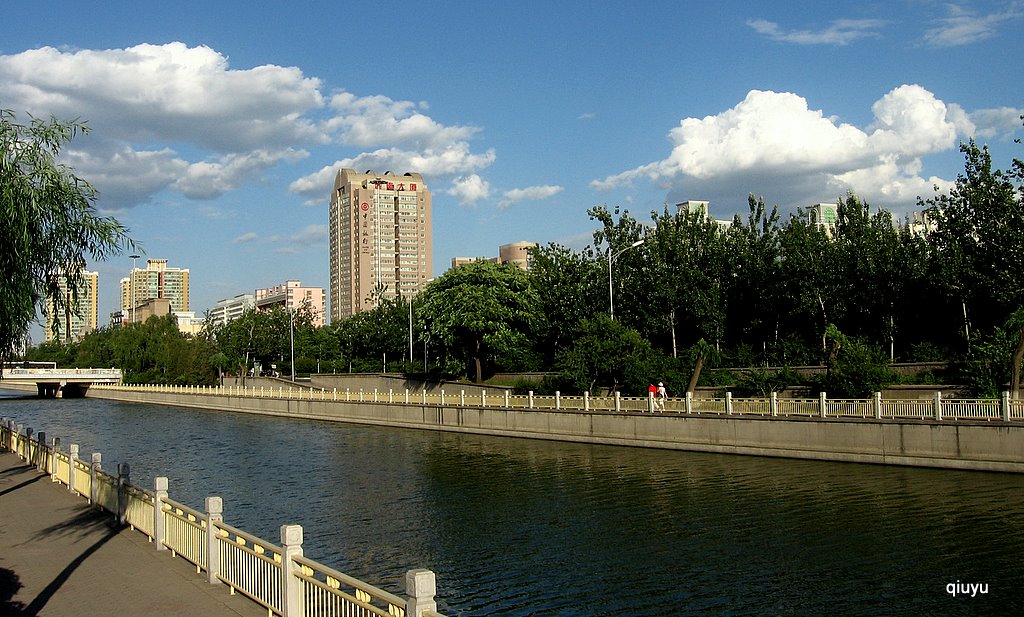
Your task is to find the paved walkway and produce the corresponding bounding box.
[0,450,267,616]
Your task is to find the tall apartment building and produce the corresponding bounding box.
[209,294,256,328]
[44,269,99,343]
[120,258,190,324]
[329,169,432,322]
[254,280,326,327]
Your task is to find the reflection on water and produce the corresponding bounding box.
[2,389,1022,615]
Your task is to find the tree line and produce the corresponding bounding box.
[9,107,1023,399]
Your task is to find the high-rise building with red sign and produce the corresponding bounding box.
[328,169,433,322]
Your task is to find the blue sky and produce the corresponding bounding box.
[3,0,1022,338]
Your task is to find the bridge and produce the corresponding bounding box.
[1,367,122,398]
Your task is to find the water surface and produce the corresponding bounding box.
[2,389,1020,615]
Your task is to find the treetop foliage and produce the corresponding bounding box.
[1,109,134,363]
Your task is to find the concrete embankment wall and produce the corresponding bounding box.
[84,389,1024,473]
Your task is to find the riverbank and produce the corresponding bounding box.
[0,450,267,617]
[84,386,1024,473]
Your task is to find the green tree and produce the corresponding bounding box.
[722,195,782,360]
[923,141,1024,350]
[417,261,543,383]
[587,204,648,327]
[777,209,837,362]
[333,297,414,373]
[641,205,728,358]
[527,243,604,363]
[553,313,665,395]
[832,194,911,354]
[212,308,292,381]
[1,110,133,365]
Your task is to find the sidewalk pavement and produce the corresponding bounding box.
[0,450,267,616]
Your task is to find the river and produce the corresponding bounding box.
[1,389,1021,615]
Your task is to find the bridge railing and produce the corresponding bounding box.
[92,383,1024,423]
[0,416,446,617]
[3,367,123,379]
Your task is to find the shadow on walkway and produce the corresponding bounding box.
[0,567,26,614]
[0,473,44,498]
[17,526,120,616]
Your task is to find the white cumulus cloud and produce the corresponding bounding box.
[326,91,480,149]
[593,85,993,213]
[0,42,497,211]
[173,148,308,199]
[447,175,493,206]
[498,185,564,209]
[291,144,497,202]
[0,43,324,152]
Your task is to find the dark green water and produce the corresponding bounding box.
[2,389,1021,616]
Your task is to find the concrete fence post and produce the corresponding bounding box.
[280,525,304,617]
[422,390,427,405]
[206,496,223,585]
[154,477,168,550]
[725,392,733,415]
[405,389,410,404]
[529,391,534,408]
[90,452,102,505]
[584,392,590,411]
[69,444,79,494]
[440,389,445,406]
[460,390,465,406]
[117,463,130,526]
[404,569,437,617]
[374,388,378,402]
[647,392,655,413]
[35,431,46,472]
[934,391,943,421]
[50,437,60,482]
[1001,391,1010,422]
[819,392,827,418]
[482,390,487,407]
[874,392,883,420]
[614,391,621,413]
[685,391,693,414]
[24,427,32,464]
[556,391,561,410]
[389,389,394,403]
[770,392,778,417]
[505,390,511,408]
[16,425,24,460]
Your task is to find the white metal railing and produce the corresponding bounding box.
[163,497,207,571]
[215,519,282,612]
[125,484,155,537]
[293,554,408,617]
[91,383,1024,423]
[4,367,122,380]
[0,416,446,617]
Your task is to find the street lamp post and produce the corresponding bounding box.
[607,239,645,321]
[128,254,141,324]
[289,308,295,382]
